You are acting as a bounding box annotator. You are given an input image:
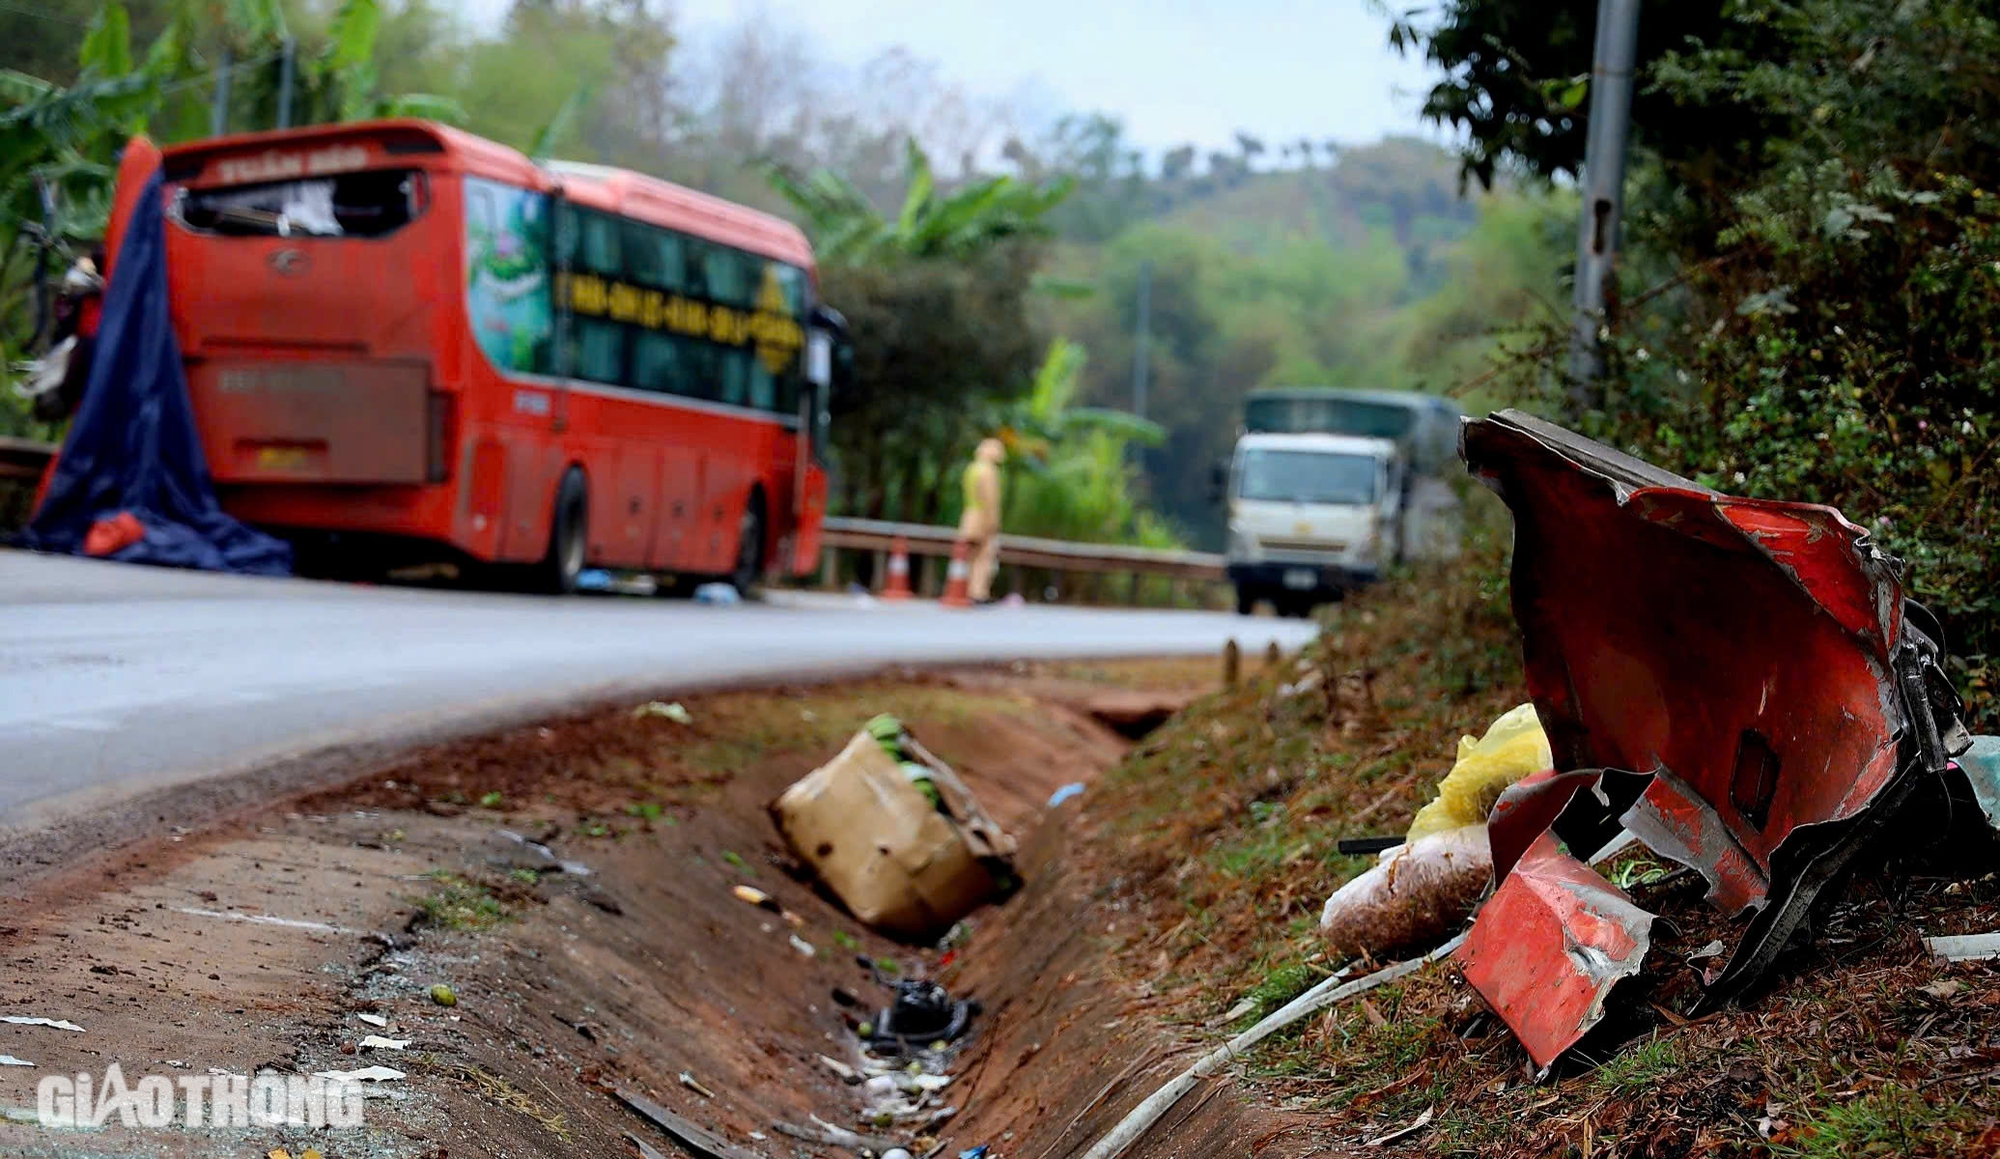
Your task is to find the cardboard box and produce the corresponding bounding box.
[773,730,1017,940]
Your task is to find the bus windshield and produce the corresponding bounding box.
[1237,450,1380,505]
[1245,395,1414,440]
[176,170,428,238]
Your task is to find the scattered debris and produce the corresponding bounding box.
[635,701,694,725]
[494,828,593,877]
[866,980,976,1053]
[312,1066,405,1083]
[171,907,354,935]
[679,1072,717,1100]
[1205,997,1258,1028]
[429,984,458,1007]
[771,1116,901,1154]
[733,885,778,911]
[788,934,817,958]
[619,1087,770,1159]
[1320,704,1549,958]
[1365,1106,1435,1148]
[1457,410,1984,1069]
[772,723,1018,939]
[817,1054,862,1084]
[355,1013,390,1029]
[0,1056,33,1067]
[1925,932,2000,963]
[694,583,742,606]
[0,1017,83,1032]
[1048,783,1086,808]
[358,1036,409,1051]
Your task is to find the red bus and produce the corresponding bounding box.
[105,119,842,593]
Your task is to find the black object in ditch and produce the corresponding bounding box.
[868,980,979,1052]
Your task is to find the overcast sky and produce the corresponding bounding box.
[462,0,1443,157]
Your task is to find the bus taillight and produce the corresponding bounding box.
[426,391,456,484]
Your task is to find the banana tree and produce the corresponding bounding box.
[768,137,1076,265]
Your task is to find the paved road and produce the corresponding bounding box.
[0,549,1315,830]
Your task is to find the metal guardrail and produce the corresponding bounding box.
[0,440,1219,593]
[0,438,55,482]
[820,516,1224,582]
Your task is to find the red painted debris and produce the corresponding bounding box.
[1455,410,1969,1067]
[1458,832,1653,1071]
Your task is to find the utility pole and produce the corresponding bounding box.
[277,37,297,129]
[1131,259,1153,421]
[1566,0,1641,416]
[210,46,233,138]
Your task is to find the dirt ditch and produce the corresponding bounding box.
[0,655,1322,1159]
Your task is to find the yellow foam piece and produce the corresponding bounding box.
[1405,702,1553,841]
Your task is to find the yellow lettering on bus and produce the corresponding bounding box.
[640,290,664,329]
[608,282,642,323]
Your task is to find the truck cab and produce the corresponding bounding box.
[1223,432,1405,617]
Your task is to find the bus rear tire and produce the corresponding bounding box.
[1234,584,1257,617]
[531,468,588,596]
[730,493,765,596]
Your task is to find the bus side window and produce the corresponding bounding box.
[706,246,751,308]
[682,238,710,300]
[631,331,680,394]
[579,210,620,277]
[570,317,626,384]
[624,219,682,291]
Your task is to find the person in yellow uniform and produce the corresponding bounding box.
[957,438,1005,604]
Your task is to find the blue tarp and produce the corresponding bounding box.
[18,168,292,575]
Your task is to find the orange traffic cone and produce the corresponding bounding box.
[881,536,913,600]
[940,538,973,608]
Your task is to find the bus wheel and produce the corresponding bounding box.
[730,494,764,596]
[536,468,588,595]
[1234,584,1257,617]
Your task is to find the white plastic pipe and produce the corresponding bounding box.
[1074,935,1465,1159]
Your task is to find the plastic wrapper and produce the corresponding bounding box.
[1404,703,1551,842]
[1319,825,1492,958]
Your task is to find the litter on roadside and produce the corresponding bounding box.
[789,935,818,957]
[1446,410,1993,1072]
[355,1013,390,1028]
[694,582,741,605]
[0,1017,83,1032]
[1048,782,1086,808]
[734,885,779,911]
[634,701,693,724]
[0,1056,34,1067]
[1319,703,1549,958]
[679,1071,717,1099]
[1924,932,2000,963]
[772,717,1018,939]
[312,1066,405,1083]
[357,1036,409,1051]
[429,984,457,1007]
[864,980,977,1054]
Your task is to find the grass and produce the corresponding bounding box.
[1772,1086,1981,1159]
[413,872,510,931]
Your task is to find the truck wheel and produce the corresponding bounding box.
[534,468,588,595]
[729,493,765,596]
[1234,584,1257,616]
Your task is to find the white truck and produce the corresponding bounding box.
[1221,388,1463,617]
[1223,433,1407,617]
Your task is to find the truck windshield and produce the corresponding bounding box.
[1245,395,1414,439]
[1237,450,1380,505]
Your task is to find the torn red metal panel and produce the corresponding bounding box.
[1456,409,1928,1062]
[1457,833,1653,1072]
[1462,411,1905,915]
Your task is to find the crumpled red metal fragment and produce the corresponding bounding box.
[1455,410,1920,1066]
[1458,832,1653,1071]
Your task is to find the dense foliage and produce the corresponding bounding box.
[1396,0,1997,719]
